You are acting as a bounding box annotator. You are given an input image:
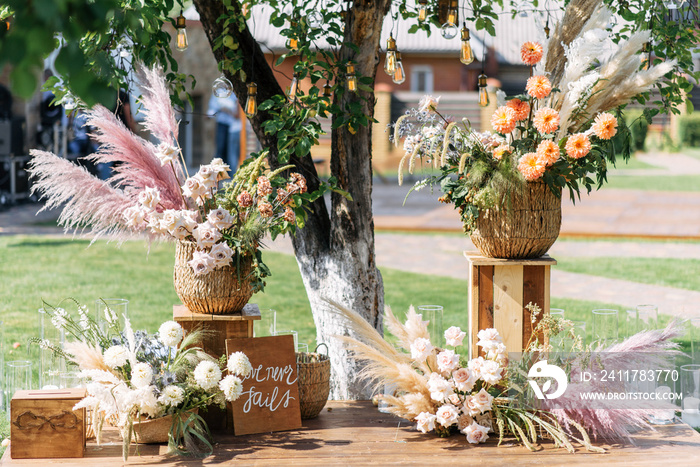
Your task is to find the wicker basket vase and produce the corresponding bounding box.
[173,240,255,314]
[469,181,562,259]
[130,410,197,444]
[296,349,331,420]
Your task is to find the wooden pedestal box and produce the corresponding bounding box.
[173,303,260,431]
[465,252,556,357]
[10,388,86,459]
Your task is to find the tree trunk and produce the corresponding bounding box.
[193,0,391,399]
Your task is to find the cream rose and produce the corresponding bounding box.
[452,368,476,393]
[193,221,222,249]
[210,242,234,268]
[187,249,216,276]
[207,207,234,230]
[463,421,489,444]
[415,412,436,433]
[209,158,231,181]
[410,337,433,363]
[428,372,453,402]
[435,404,459,428]
[155,143,179,166]
[479,360,503,385]
[444,326,466,347]
[437,349,460,373]
[138,186,161,210]
[471,388,494,414]
[182,176,208,202]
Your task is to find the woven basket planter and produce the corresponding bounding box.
[470,181,561,259]
[297,350,331,420]
[173,240,255,314]
[129,409,197,444]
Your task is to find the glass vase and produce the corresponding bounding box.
[418,305,444,348]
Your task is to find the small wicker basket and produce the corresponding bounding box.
[173,240,255,314]
[296,344,331,420]
[470,181,561,259]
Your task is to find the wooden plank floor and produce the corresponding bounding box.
[3,401,700,465]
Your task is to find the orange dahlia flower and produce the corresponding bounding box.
[490,106,517,134]
[517,152,546,181]
[506,98,530,121]
[521,41,544,66]
[565,133,592,159]
[536,140,560,166]
[591,113,618,140]
[526,75,552,99]
[492,144,512,160]
[533,107,560,134]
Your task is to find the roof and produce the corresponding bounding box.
[184,4,556,65]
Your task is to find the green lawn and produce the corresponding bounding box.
[603,174,700,191]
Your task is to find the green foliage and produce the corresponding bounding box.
[679,113,700,147]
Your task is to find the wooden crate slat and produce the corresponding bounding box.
[492,265,524,353]
[522,265,546,349]
[468,263,480,355]
[476,265,494,357]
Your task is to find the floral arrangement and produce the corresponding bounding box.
[28,67,312,292]
[393,5,675,234]
[35,299,252,460]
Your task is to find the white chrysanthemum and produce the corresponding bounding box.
[194,360,222,391]
[103,345,129,369]
[158,385,185,407]
[219,375,243,402]
[227,352,252,377]
[158,321,184,347]
[130,362,154,388]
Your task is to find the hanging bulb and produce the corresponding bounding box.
[245,82,258,118]
[447,0,458,25]
[544,18,550,39]
[418,0,428,21]
[322,81,333,100]
[478,73,489,107]
[460,26,474,65]
[384,33,397,76]
[287,73,299,100]
[175,11,188,51]
[212,75,233,98]
[286,20,299,51]
[346,63,357,92]
[307,10,323,29]
[441,22,458,39]
[392,52,406,84]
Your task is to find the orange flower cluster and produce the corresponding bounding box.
[536,140,560,166]
[492,144,512,160]
[565,133,592,159]
[490,106,517,134]
[591,112,618,140]
[521,41,543,66]
[533,107,560,134]
[526,75,552,99]
[506,98,530,121]
[517,153,546,181]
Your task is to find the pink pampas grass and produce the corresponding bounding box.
[29,150,137,240]
[136,66,179,145]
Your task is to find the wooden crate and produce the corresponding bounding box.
[465,251,557,357]
[173,303,260,431]
[10,388,86,459]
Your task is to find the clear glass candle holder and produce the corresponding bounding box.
[256,309,277,337]
[681,364,700,427]
[6,360,32,421]
[417,305,444,348]
[39,308,66,389]
[549,308,565,317]
[591,309,619,348]
[96,298,129,333]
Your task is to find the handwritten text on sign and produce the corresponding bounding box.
[225,335,302,435]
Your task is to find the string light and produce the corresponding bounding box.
[441,0,458,39]
[212,75,233,98]
[478,73,489,107]
[447,0,458,25]
[346,63,357,92]
[418,0,428,21]
[460,25,474,65]
[322,81,333,101]
[392,52,406,84]
[175,10,188,51]
[307,10,323,28]
[384,33,397,76]
[245,82,258,118]
[286,19,299,51]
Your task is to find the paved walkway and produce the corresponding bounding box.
[2,152,699,319]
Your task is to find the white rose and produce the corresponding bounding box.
[477,328,502,351]
[471,388,494,414]
[147,211,167,235]
[487,342,508,366]
[467,356,485,380]
[210,242,234,268]
[155,143,179,166]
[428,372,453,402]
[207,207,234,230]
[182,176,209,202]
[131,362,153,388]
[171,221,191,240]
[410,337,434,363]
[435,404,459,427]
[195,171,217,191]
[447,393,462,406]
[122,205,147,229]
[463,421,490,444]
[479,360,503,385]
[138,186,161,210]
[209,158,231,181]
[158,321,184,347]
[160,209,179,231]
[187,249,216,276]
[437,349,460,374]
[452,367,476,393]
[193,221,222,249]
[415,412,436,433]
[219,375,243,402]
[103,345,129,368]
[464,395,482,416]
[194,360,222,391]
[227,351,252,377]
[444,326,466,347]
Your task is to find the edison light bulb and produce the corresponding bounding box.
[478,73,489,107]
[392,53,406,84]
[307,10,323,28]
[175,12,188,51]
[286,20,299,51]
[418,0,428,21]
[245,82,258,118]
[322,82,332,100]
[384,34,397,76]
[212,75,233,98]
[346,64,357,92]
[447,9,458,25]
[287,73,299,99]
[460,26,474,65]
[441,22,458,39]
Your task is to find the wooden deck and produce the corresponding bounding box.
[3,401,700,465]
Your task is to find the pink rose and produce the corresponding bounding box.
[193,221,222,249]
[437,349,459,373]
[471,388,494,414]
[410,338,434,363]
[444,326,466,347]
[452,368,476,392]
[435,404,459,427]
[207,208,234,230]
[187,250,215,276]
[463,421,489,444]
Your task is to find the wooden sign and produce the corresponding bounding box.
[225,335,302,435]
